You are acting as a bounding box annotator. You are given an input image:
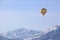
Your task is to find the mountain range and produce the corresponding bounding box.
[0,28,43,40]
[32,26,60,40]
[0,36,23,40]
[0,26,60,40]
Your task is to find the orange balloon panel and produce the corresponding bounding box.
[40,8,47,16]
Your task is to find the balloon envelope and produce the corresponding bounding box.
[40,8,47,16]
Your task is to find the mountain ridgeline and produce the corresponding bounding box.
[32,26,60,40]
[0,28,43,40]
[0,26,60,40]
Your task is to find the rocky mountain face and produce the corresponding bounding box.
[0,36,23,40]
[32,26,60,40]
[0,28,43,40]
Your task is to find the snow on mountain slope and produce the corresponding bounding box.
[32,26,60,40]
[0,28,44,39]
[45,26,58,33]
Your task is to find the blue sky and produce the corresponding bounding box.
[0,0,60,33]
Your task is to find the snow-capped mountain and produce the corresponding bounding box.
[0,36,23,40]
[32,26,60,40]
[0,28,44,39]
[45,26,58,33]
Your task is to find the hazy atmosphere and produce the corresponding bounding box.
[0,0,60,33]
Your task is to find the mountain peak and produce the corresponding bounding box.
[45,26,58,33]
[0,28,43,39]
[48,26,57,31]
[32,26,60,40]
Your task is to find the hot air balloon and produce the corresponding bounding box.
[40,8,47,16]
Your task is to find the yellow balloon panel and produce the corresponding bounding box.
[40,8,47,16]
